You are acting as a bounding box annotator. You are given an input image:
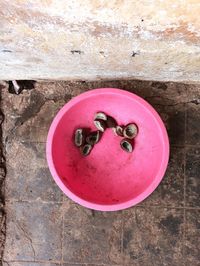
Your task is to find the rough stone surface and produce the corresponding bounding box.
[1,1,200,82]
[185,210,200,266]
[141,147,184,207]
[186,103,200,145]
[63,203,122,264]
[123,208,184,265]
[185,147,200,208]
[5,141,62,202]
[154,104,186,146]
[1,80,200,265]
[4,201,62,262]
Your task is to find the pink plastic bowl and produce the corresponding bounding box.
[46,88,169,211]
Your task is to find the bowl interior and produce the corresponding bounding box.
[50,90,168,206]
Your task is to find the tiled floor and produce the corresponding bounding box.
[1,80,200,266]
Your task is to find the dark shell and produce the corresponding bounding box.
[74,128,85,147]
[86,131,101,145]
[120,139,133,153]
[80,144,93,156]
[123,123,138,139]
[106,116,117,128]
[113,125,124,137]
[94,112,107,121]
[94,119,107,132]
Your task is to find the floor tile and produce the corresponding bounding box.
[2,89,65,143]
[154,104,185,146]
[186,103,200,145]
[4,202,62,262]
[14,99,65,142]
[5,141,62,202]
[2,81,190,145]
[185,209,200,266]
[142,147,184,207]
[2,90,44,143]
[62,202,123,264]
[185,147,200,207]
[2,80,200,266]
[123,207,184,265]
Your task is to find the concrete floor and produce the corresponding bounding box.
[0,80,200,266]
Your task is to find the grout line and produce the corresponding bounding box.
[183,103,187,266]
[5,199,63,204]
[3,260,120,265]
[61,210,64,265]
[131,205,200,210]
[184,144,200,148]
[4,199,200,210]
[61,197,65,266]
[120,214,124,264]
[172,144,200,148]
[3,260,62,264]
[0,90,7,263]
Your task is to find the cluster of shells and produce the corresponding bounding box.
[74,112,138,156]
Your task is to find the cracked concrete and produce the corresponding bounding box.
[16,222,36,262]
[0,80,200,265]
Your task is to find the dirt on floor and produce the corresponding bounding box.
[0,80,200,266]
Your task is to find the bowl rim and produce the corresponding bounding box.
[46,88,170,211]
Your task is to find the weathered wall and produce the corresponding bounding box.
[0,0,200,82]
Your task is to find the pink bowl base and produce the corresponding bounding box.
[46,88,169,211]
